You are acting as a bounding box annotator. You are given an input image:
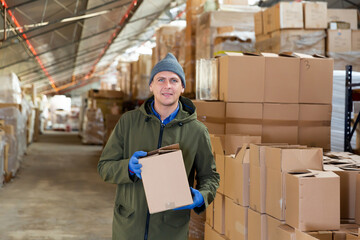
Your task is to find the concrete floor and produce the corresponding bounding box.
[0,131,115,240]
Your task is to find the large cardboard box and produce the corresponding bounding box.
[225,102,263,136]
[224,197,248,240]
[213,192,225,234]
[248,208,267,240]
[263,2,303,34]
[295,229,324,240]
[327,9,358,30]
[355,173,360,224]
[262,103,299,144]
[303,2,328,29]
[139,145,193,214]
[308,231,333,240]
[204,223,227,240]
[352,30,360,52]
[210,135,225,194]
[265,146,323,220]
[286,170,340,231]
[277,224,295,240]
[298,54,334,104]
[224,144,250,206]
[193,101,225,134]
[298,104,332,151]
[263,53,300,103]
[267,215,284,240]
[327,166,359,220]
[327,29,352,53]
[249,143,288,214]
[219,52,265,102]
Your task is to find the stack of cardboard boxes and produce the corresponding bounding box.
[255,2,327,55]
[326,8,360,71]
[195,51,333,150]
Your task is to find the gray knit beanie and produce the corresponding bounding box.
[149,53,185,87]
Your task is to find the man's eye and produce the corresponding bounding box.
[158,79,164,82]
[171,79,178,83]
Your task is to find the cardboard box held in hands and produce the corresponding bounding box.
[139,144,193,214]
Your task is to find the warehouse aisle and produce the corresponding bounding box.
[0,131,115,240]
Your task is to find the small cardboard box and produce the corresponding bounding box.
[263,2,303,34]
[265,146,323,220]
[356,173,360,224]
[225,102,263,136]
[193,100,225,134]
[224,196,248,240]
[352,30,360,52]
[224,144,250,206]
[286,170,340,231]
[248,208,267,240]
[249,143,289,214]
[263,53,300,104]
[262,103,299,145]
[213,192,225,234]
[139,144,193,214]
[303,1,328,29]
[219,52,265,103]
[327,9,358,30]
[216,134,261,155]
[297,53,334,105]
[298,104,332,151]
[327,29,352,53]
[295,229,321,240]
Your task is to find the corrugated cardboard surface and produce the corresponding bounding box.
[298,104,332,150]
[298,54,333,104]
[327,30,352,53]
[255,10,263,36]
[193,101,225,134]
[225,102,263,136]
[224,197,248,240]
[327,9,358,30]
[204,223,226,240]
[139,150,193,214]
[303,1,328,29]
[224,146,250,206]
[277,224,295,240]
[352,30,360,52]
[267,214,284,240]
[262,103,299,144]
[308,231,333,240]
[263,53,300,103]
[248,208,267,240]
[286,170,340,231]
[219,53,265,103]
[206,201,214,228]
[213,192,225,234]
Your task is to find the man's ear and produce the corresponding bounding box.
[149,83,153,92]
[181,87,184,93]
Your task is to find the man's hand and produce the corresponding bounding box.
[173,187,204,210]
[128,151,147,179]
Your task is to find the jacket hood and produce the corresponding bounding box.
[139,96,197,125]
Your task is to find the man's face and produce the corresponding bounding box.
[150,71,184,108]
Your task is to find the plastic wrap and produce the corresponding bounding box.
[327,52,360,72]
[0,73,22,104]
[214,31,256,55]
[196,58,218,100]
[82,108,105,145]
[331,70,360,151]
[0,107,26,175]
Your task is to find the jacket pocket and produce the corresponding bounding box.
[163,210,190,228]
[115,203,135,218]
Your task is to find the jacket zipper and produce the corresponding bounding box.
[144,123,165,240]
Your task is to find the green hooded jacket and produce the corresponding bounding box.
[97,96,219,240]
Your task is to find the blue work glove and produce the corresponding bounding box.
[128,151,147,179]
[173,187,204,210]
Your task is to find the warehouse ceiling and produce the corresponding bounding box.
[0,0,185,95]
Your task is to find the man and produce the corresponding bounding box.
[97,53,219,240]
